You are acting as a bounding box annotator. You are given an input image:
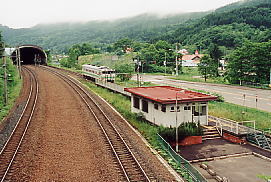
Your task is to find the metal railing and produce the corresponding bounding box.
[157,134,207,182]
[209,115,256,135]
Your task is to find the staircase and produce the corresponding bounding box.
[202,126,221,141]
[247,133,271,150]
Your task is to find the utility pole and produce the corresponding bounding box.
[18,47,21,79]
[136,58,140,87]
[2,43,8,105]
[164,52,167,76]
[175,43,178,76]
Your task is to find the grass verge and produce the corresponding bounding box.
[0,59,22,122]
[209,101,271,131]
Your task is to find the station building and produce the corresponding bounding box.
[124,86,217,127]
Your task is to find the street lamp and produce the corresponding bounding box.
[175,44,178,76]
[175,90,183,152]
[164,52,167,76]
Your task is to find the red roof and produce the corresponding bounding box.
[124,86,217,104]
[182,54,204,61]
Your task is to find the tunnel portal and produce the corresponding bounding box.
[11,45,47,65]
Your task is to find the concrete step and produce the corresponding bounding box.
[203,134,221,138]
[203,131,219,135]
[202,136,222,141]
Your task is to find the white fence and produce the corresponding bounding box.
[208,115,256,135]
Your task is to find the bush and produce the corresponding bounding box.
[159,122,203,142]
[116,73,132,82]
[146,64,165,73]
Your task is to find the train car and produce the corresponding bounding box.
[82,64,116,83]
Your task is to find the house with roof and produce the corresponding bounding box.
[124,86,217,127]
[181,50,204,67]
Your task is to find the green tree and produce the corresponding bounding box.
[208,43,223,76]
[67,43,100,68]
[0,33,3,57]
[154,40,172,66]
[45,50,52,63]
[198,55,218,79]
[114,62,134,81]
[140,44,159,72]
[113,38,133,52]
[226,41,271,84]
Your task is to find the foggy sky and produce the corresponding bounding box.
[1,0,240,28]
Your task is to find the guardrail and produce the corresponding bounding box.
[157,134,207,182]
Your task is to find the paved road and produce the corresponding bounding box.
[132,75,271,113]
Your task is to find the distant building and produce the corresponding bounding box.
[4,48,16,56]
[181,50,204,67]
[178,49,189,55]
[124,86,217,127]
[125,47,133,53]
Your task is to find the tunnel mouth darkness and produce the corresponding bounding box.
[11,45,47,65]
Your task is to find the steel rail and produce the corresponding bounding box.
[42,66,150,182]
[0,66,39,181]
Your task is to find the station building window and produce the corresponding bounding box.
[134,97,140,109]
[142,100,148,113]
[192,105,206,116]
[154,103,158,110]
[161,105,166,112]
[202,106,207,115]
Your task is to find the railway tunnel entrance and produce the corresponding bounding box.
[11,45,47,65]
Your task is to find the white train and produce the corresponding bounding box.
[82,64,116,82]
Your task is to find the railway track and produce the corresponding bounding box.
[0,66,39,181]
[42,66,151,182]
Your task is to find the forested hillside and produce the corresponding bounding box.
[160,0,271,49]
[0,12,209,53]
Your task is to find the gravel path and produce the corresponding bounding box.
[10,66,121,181]
[2,65,179,181]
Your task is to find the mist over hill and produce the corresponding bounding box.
[1,0,271,53]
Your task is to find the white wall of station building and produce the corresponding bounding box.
[131,95,208,128]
